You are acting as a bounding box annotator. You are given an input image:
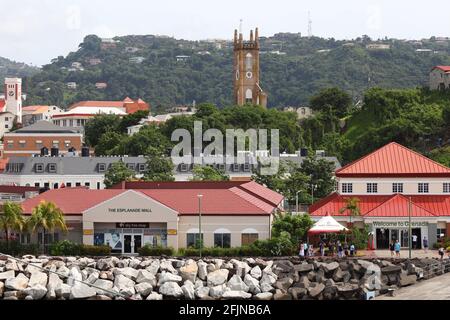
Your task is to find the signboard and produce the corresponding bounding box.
[372,221,429,228]
[108,208,152,213]
[116,223,150,229]
[167,229,177,235]
[83,229,94,235]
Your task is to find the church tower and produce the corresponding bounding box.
[233,27,267,108]
[4,78,22,123]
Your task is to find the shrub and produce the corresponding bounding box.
[138,245,174,256]
[49,240,111,256]
[0,241,40,256]
[81,244,111,256]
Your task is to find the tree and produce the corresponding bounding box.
[95,132,126,156]
[282,168,311,206]
[104,161,135,188]
[339,197,361,224]
[191,165,229,181]
[84,114,121,147]
[118,110,150,133]
[309,87,352,118]
[116,125,172,156]
[143,147,175,181]
[28,201,68,253]
[0,202,26,248]
[300,156,335,200]
[271,213,314,246]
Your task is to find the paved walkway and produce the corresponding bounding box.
[375,272,450,300]
[359,249,443,259]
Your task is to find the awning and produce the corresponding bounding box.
[308,214,349,234]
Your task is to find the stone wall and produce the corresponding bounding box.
[0,255,449,300]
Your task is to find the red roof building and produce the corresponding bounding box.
[21,181,284,252]
[310,142,450,249]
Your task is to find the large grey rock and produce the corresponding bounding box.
[197,261,208,280]
[136,270,157,287]
[227,274,249,292]
[57,265,70,278]
[135,282,153,297]
[70,283,97,299]
[160,260,177,274]
[274,290,292,300]
[222,290,252,299]
[23,284,47,300]
[274,277,293,292]
[207,269,229,286]
[114,274,135,291]
[86,271,99,284]
[92,279,114,296]
[0,270,15,280]
[308,283,325,298]
[295,263,314,273]
[210,284,226,298]
[146,292,163,300]
[55,283,71,299]
[179,260,198,283]
[146,260,160,275]
[96,258,114,271]
[231,259,251,277]
[158,271,182,285]
[181,280,195,300]
[399,273,417,287]
[114,267,139,281]
[297,276,310,289]
[254,292,273,300]
[5,273,29,290]
[381,265,402,275]
[159,282,183,298]
[273,260,295,273]
[289,287,307,300]
[46,273,63,300]
[250,266,262,279]
[323,262,339,273]
[29,271,48,287]
[336,283,359,299]
[244,274,261,294]
[195,286,211,299]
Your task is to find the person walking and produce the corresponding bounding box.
[299,243,305,258]
[439,246,445,260]
[394,240,401,258]
[337,241,343,258]
[309,244,314,257]
[344,242,349,257]
[412,234,418,249]
[303,242,308,257]
[389,241,395,258]
[350,243,355,257]
[319,241,325,257]
[423,236,428,254]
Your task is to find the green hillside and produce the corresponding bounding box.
[0,57,39,84]
[22,34,450,109]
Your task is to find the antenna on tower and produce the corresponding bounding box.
[239,19,243,34]
[308,11,312,38]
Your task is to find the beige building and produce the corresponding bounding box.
[21,181,283,254]
[430,66,450,90]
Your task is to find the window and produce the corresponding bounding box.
[443,183,450,193]
[36,141,43,149]
[85,182,90,188]
[342,183,353,193]
[35,163,44,173]
[217,163,225,171]
[48,163,57,173]
[127,163,135,170]
[98,163,107,172]
[34,182,40,187]
[5,117,9,121]
[5,124,8,129]
[214,233,231,248]
[242,233,259,245]
[97,182,101,190]
[138,163,146,172]
[77,119,81,127]
[232,163,240,172]
[186,233,203,248]
[392,183,404,193]
[367,183,378,193]
[66,182,72,187]
[20,233,31,244]
[418,183,429,193]
[437,228,447,241]
[19,141,26,148]
[243,163,251,172]
[53,183,59,189]
[75,182,81,187]
[179,163,188,172]
[44,183,50,188]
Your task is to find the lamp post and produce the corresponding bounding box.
[198,194,203,258]
[296,191,301,214]
[408,196,412,259]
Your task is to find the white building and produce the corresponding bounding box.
[22,105,64,126]
[3,78,22,124]
[53,106,127,128]
[430,66,450,90]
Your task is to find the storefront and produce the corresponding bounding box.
[369,220,432,249]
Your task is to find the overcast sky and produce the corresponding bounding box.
[2,0,450,66]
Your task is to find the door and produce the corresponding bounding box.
[390,229,399,243]
[123,235,132,254]
[412,228,421,249]
[401,229,409,248]
[133,235,142,253]
[376,228,389,249]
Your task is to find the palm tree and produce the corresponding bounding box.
[0,201,26,248]
[28,201,68,253]
[339,197,361,225]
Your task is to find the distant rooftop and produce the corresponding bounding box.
[9,121,82,134]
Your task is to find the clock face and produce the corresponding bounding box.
[8,90,14,97]
[246,71,253,79]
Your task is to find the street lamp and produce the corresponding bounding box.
[408,196,412,259]
[198,194,203,258]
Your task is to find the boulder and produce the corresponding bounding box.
[399,274,417,287]
[96,258,114,271]
[207,269,229,286]
[381,266,402,275]
[273,290,292,300]
[179,260,198,283]
[46,273,63,300]
[93,279,114,296]
[70,283,97,299]
[114,274,135,292]
[289,287,307,300]
[250,266,262,280]
[146,292,163,300]
[307,271,316,282]
[227,274,249,292]
[210,284,226,298]
[157,271,182,285]
[159,260,177,274]
[295,263,314,273]
[0,270,15,280]
[134,282,153,297]
[197,261,208,280]
[222,290,252,300]
[322,285,337,300]
[23,284,47,300]
[195,286,211,299]
[336,283,359,299]
[146,260,160,276]
[274,277,293,292]
[297,276,310,289]
[322,262,339,273]
[308,283,325,298]
[181,280,195,300]
[29,271,48,287]
[231,260,251,277]
[244,274,261,294]
[136,270,157,287]
[86,271,99,284]
[55,283,71,299]
[5,273,29,291]
[57,265,70,278]
[273,260,295,273]
[88,295,112,301]
[113,267,139,281]
[0,281,4,297]
[254,292,273,300]
[159,282,183,298]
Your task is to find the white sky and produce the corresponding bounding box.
[1,0,450,66]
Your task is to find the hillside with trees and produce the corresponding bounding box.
[0,57,39,84]
[22,34,450,109]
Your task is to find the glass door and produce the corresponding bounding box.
[123,234,132,254]
[390,229,399,243]
[401,230,409,248]
[133,235,142,254]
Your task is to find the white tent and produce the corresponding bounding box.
[308,215,349,235]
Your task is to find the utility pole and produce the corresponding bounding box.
[408,196,412,259]
[198,194,203,258]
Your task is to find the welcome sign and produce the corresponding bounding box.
[372,221,429,227]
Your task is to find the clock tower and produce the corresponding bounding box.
[233,27,267,108]
[4,78,22,123]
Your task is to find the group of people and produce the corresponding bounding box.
[298,240,356,258]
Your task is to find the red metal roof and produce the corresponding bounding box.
[21,182,283,216]
[433,66,450,72]
[309,192,450,217]
[0,100,5,112]
[336,142,450,177]
[69,101,125,109]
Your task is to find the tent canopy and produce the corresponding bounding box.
[308,214,349,235]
